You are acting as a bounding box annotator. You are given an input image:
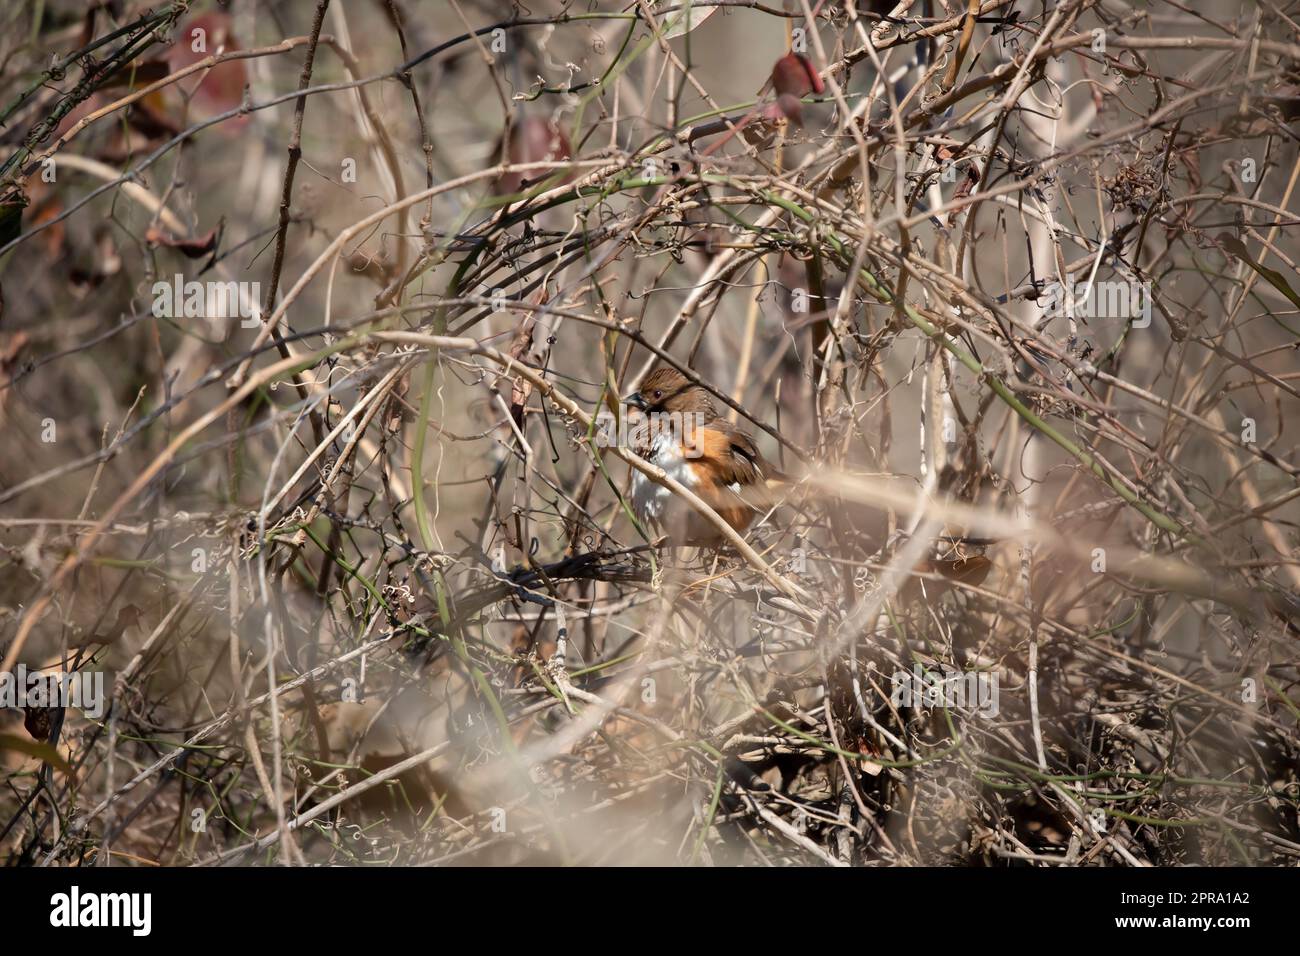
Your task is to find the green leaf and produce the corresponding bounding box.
[1219,234,1300,313]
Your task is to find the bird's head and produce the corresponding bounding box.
[624,367,716,417]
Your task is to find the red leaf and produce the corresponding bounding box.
[769,54,824,126]
[771,53,824,99]
[493,117,573,196]
[166,13,248,128]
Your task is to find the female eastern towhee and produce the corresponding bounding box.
[623,367,786,546]
[622,367,999,592]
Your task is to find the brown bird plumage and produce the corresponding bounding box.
[624,367,783,546]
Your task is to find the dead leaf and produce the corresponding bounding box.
[0,330,29,424]
[145,220,222,259]
[0,731,71,773]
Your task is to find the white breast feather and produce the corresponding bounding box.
[631,431,694,527]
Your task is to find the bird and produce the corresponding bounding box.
[621,368,1001,595]
[623,367,785,547]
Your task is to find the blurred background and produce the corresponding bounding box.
[1,0,1298,866]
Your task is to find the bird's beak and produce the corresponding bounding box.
[623,391,647,410]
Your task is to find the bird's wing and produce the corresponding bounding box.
[692,422,789,512]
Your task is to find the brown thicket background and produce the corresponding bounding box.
[0,0,1298,866]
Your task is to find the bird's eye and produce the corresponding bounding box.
[653,389,662,400]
